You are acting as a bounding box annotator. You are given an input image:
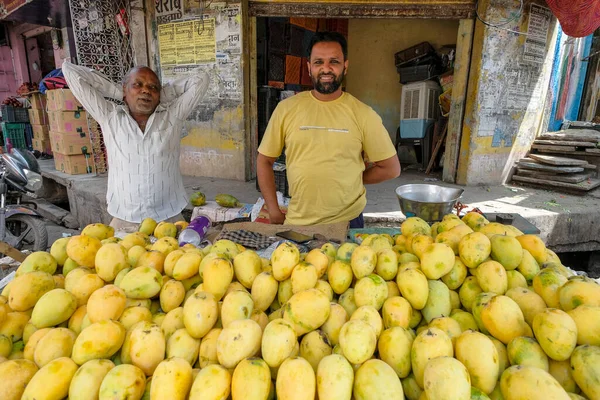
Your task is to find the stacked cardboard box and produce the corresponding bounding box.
[47,89,95,175]
[27,93,51,154]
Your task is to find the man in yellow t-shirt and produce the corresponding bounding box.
[257,32,401,227]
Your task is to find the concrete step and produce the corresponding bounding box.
[33,198,79,229]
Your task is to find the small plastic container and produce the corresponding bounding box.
[178,215,212,247]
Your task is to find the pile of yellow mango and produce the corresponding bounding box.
[0,212,598,400]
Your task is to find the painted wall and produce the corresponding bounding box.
[150,2,247,181]
[346,19,459,139]
[456,0,557,185]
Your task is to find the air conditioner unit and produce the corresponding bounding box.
[400,80,441,139]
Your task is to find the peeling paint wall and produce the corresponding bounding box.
[457,0,557,185]
[150,1,247,181]
[346,18,459,139]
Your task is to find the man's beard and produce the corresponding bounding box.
[312,69,345,94]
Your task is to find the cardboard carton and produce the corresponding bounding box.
[31,124,50,140]
[28,93,47,110]
[32,137,52,154]
[54,152,95,175]
[27,109,48,125]
[48,110,89,134]
[49,130,92,155]
[47,89,84,112]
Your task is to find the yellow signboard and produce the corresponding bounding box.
[158,18,216,66]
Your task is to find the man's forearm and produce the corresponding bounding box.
[62,61,122,100]
[363,164,398,184]
[257,161,280,214]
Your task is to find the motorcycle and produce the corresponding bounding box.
[0,148,47,253]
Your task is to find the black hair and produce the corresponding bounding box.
[307,31,348,60]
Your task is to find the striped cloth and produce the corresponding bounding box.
[546,0,600,38]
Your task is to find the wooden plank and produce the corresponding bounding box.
[538,129,600,142]
[426,121,448,174]
[0,242,26,262]
[520,157,596,170]
[528,154,589,166]
[516,169,593,183]
[516,160,584,174]
[534,139,596,147]
[535,148,600,158]
[586,148,600,154]
[442,18,475,183]
[532,144,576,152]
[512,175,600,192]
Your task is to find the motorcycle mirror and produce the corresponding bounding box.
[11,148,41,174]
[1,153,28,186]
[24,169,43,192]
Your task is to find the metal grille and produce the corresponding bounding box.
[69,0,136,174]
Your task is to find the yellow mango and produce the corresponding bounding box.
[30,289,77,329]
[70,273,105,307]
[33,327,76,368]
[98,364,146,399]
[517,249,540,283]
[221,290,254,328]
[461,211,489,231]
[217,319,262,369]
[559,279,600,312]
[328,260,353,295]
[150,357,192,400]
[16,251,58,277]
[507,336,549,371]
[189,364,231,400]
[401,217,431,237]
[118,306,152,330]
[350,245,377,279]
[129,321,165,375]
[0,359,38,400]
[481,295,529,344]
[401,373,423,400]
[354,359,405,400]
[283,288,330,336]
[316,354,354,400]
[548,359,578,394]
[94,243,128,281]
[532,309,577,361]
[506,287,547,327]
[304,248,330,278]
[423,356,470,400]
[21,357,78,400]
[271,242,300,281]
[198,328,221,368]
[533,268,568,309]
[568,305,600,346]
[151,236,179,256]
[68,359,114,400]
[183,291,218,339]
[378,326,414,378]
[411,327,453,388]
[119,266,163,299]
[455,330,499,394]
[71,320,125,365]
[66,235,102,268]
[50,237,71,266]
[420,243,455,280]
[276,357,316,400]
[458,232,491,269]
[382,296,412,330]
[516,235,547,265]
[397,268,429,310]
[500,365,570,400]
[86,284,126,323]
[570,345,600,400]
[422,280,451,323]
[8,271,55,312]
[203,257,234,301]
[490,234,523,271]
[476,260,508,294]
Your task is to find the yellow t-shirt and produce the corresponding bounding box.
[258,91,397,226]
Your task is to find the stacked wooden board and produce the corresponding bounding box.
[512,129,600,193]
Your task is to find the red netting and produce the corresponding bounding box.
[546,0,600,38]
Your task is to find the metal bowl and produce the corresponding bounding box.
[395,184,464,222]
